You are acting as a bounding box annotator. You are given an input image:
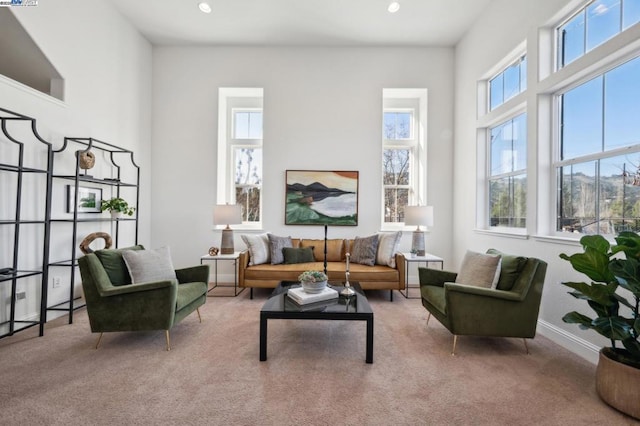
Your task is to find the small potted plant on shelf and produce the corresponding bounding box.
[559,232,640,419]
[100,197,135,219]
[298,270,328,294]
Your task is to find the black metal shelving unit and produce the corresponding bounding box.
[0,108,53,338]
[46,137,140,325]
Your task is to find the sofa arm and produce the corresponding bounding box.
[443,282,522,301]
[99,279,176,297]
[395,252,406,290]
[418,268,458,288]
[238,250,249,288]
[176,264,210,284]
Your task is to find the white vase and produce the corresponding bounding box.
[110,211,122,219]
[301,280,327,294]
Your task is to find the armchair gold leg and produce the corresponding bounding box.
[165,330,171,351]
[523,338,530,355]
[196,307,202,323]
[94,332,104,349]
[426,313,431,326]
[451,335,458,356]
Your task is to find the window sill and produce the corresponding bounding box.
[532,235,583,246]
[473,228,529,239]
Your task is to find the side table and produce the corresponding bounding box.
[200,252,245,297]
[400,252,444,299]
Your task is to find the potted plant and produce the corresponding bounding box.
[100,197,135,219]
[298,270,328,294]
[560,232,640,419]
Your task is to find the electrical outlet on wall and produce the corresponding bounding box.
[52,277,61,288]
[16,291,26,300]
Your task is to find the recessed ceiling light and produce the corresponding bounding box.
[198,2,212,14]
[388,2,400,13]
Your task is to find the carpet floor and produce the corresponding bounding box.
[0,288,637,425]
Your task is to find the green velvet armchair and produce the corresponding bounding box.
[78,246,209,351]
[418,251,547,355]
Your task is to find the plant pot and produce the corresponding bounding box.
[596,348,640,419]
[301,280,327,294]
[110,211,122,219]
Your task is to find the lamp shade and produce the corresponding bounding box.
[404,205,434,228]
[213,204,242,226]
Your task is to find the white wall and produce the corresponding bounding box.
[0,0,152,323]
[453,0,640,363]
[151,46,455,278]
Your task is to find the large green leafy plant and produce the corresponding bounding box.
[560,232,640,368]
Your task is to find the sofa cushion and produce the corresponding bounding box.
[122,246,177,284]
[455,250,501,289]
[350,234,379,266]
[241,233,270,265]
[94,245,145,286]
[283,247,315,264]
[376,231,402,268]
[486,249,527,291]
[300,239,344,262]
[268,233,292,265]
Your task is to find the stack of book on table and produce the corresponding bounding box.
[287,286,339,305]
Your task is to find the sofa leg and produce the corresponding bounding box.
[426,313,431,326]
[451,335,458,356]
[165,330,171,351]
[250,288,254,299]
[523,338,530,355]
[196,307,202,323]
[390,290,393,302]
[94,332,104,349]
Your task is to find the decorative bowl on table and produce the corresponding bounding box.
[298,270,328,294]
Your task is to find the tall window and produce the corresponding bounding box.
[489,55,527,110]
[217,89,263,225]
[558,0,640,68]
[556,56,640,235]
[382,89,427,228]
[489,114,527,228]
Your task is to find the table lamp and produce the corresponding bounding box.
[404,205,434,256]
[214,204,242,254]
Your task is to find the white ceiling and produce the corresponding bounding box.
[107,0,493,46]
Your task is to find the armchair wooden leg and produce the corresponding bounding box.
[196,307,202,323]
[426,313,431,326]
[451,335,458,356]
[523,338,530,355]
[94,332,104,349]
[165,330,171,351]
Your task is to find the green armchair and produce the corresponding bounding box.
[418,250,547,355]
[78,246,209,350]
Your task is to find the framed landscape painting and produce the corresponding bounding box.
[67,185,102,213]
[285,170,358,225]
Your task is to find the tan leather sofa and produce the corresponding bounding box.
[238,238,406,300]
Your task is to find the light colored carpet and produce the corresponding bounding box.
[0,289,637,425]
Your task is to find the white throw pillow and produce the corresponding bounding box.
[241,233,271,265]
[121,246,177,284]
[376,231,402,268]
[455,250,501,289]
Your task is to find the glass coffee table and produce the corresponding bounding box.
[259,281,374,363]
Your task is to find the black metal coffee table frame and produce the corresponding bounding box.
[259,282,374,364]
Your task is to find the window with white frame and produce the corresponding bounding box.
[382,89,427,227]
[555,55,640,235]
[217,89,263,225]
[558,0,640,68]
[489,114,527,228]
[489,55,527,111]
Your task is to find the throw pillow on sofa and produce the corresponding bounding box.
[241,233,270,265]
[486,248,527,291]
[122,246,177,284]
[283,247,315,264]
[376,231,402,268]
[350,234,379,266]
[455,250,501,289]
[268,233,293,265]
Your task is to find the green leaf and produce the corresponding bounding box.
[609,258,640,297]
[622,339,640,359]
[560,281,615,306]
[592,316,633,341]
[562,311,594,329]
[580,235,610,254]
[559,249,614,283]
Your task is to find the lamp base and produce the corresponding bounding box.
[411,230,425,257]
[220,228,235,254]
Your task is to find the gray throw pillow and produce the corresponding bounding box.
[455,250,501,289]
[121,246,177,284]
[268,233,293,265]
[283,247,315,264]
[350,234,379,266]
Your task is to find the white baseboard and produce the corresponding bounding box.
[537,319,600,365]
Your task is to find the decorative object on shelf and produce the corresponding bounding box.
[404,205,434,256]
[66,185,102,213]
[410,248,418,258]
[77,149,95,175]
[100,197,136,219]
[285,170,359,226]
[298,270,328,294]
[341,252,355,296]
[560,233,640,420]
[79,232,113,255]
[213,203,242,254]
[208,246,219,256]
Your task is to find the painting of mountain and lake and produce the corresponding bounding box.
[285,170,358,225]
